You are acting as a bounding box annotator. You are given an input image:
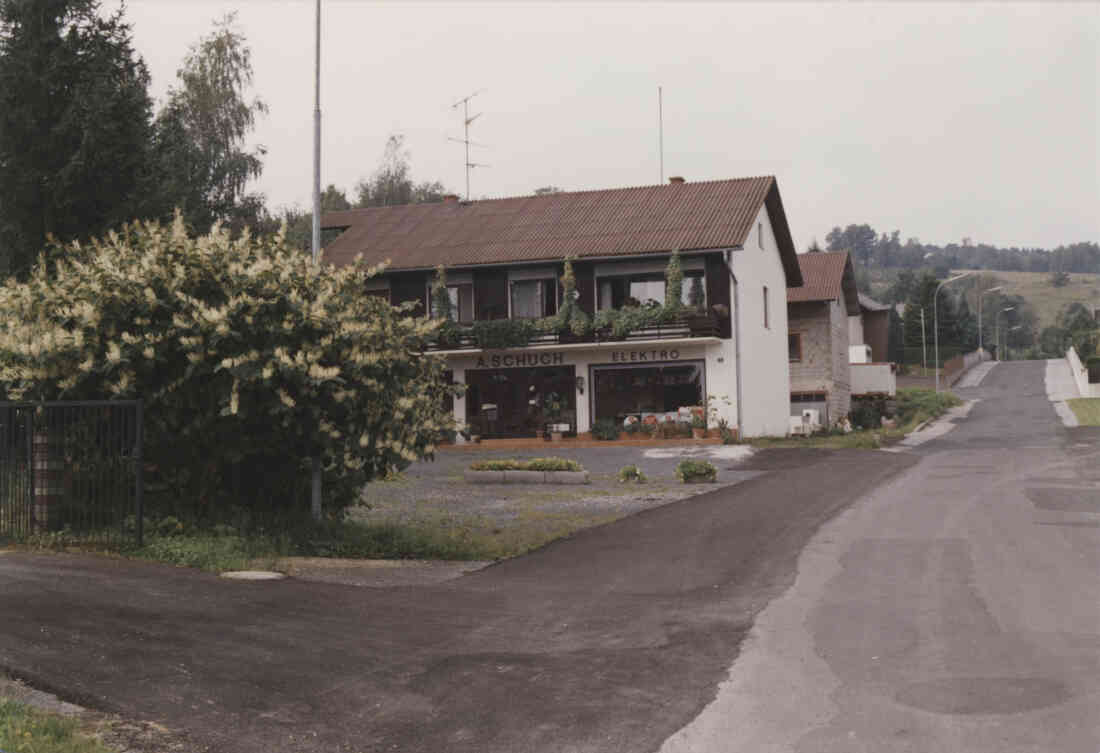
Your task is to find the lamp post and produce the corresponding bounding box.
[978,285,1003,355]
[996,306,1015,363]
[1006,325,1023,362]
[935,272,971,393]
[310,0,323,521]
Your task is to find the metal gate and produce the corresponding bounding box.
[0,401,143,546]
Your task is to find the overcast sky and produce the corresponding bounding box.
[112,1,1098,251]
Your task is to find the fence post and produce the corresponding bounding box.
[135,400,144,547]
[25,408,33,537]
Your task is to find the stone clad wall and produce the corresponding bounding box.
[829,297,852,422]
[788,301,833,396]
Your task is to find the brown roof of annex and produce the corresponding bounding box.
[787,250,860,315]
[320,176,803,286]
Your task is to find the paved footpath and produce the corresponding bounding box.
[661,360,1100,753]
[2,449,913,752]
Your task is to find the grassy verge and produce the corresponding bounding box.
[1067,398,1100,426]
[0,697,113,753]
[751,388,963,450]
[14,510,625,572]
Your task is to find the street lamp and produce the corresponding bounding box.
[996,306,1015,363]
[1007,325,1023,361]
[935,272,972,393]
[978,286,1003,355]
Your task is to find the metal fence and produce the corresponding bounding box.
[0,401,143,547]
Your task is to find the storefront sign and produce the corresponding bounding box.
[475,352,566,368]
[610,349,680,363]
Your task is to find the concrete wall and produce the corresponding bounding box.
[1067,347,1100,398]
[851,363,897,396]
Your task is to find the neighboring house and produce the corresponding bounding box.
[849,293,890,363]
[849,293,897,398]
[321,176,804,439]
[786,251,859,424]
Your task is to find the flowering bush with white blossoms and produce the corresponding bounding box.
[0,216,458,521]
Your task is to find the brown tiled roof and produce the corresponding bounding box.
[321,176,803,286]
[787,251,860,314]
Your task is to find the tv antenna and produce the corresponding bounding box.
[450,89,490,200]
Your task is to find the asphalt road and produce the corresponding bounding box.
[662,360,1100,753]
[0,447,914,752]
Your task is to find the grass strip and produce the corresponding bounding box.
[751,388,962,449]
[1067,398,1100,426]
[0,698,113,753]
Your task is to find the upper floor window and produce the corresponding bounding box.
[509,274,558,319]
[763,285,770,328]
[758,222,764,249]
[597,271,706,310]
[429,282,474,324]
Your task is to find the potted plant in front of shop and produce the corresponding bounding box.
[542,391,567,441]
[691,413,707,439]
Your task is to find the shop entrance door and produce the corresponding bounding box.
[464,366,576,438]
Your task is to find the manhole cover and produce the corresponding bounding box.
[895,677,1069,715]
[220,570,287,581]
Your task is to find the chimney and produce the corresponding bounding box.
[668,176,685,184]
[442,194,459,203]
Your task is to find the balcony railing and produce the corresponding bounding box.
[428,312,721,352]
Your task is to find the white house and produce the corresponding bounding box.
[321,176,804,439]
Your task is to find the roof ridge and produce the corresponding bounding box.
[324,175,776,215]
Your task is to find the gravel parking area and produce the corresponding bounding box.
[355,444,761,555]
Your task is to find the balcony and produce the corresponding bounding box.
[851,362,897,397]
[427,312,721,352]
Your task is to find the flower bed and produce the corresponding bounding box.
[465,457,588,485]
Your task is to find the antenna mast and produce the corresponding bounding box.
[658,86,664,183]
[450,89,489,200]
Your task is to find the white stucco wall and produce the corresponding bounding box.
[725,205,794,438]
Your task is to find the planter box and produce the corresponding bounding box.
[543,471,589,485]
[464,469,590,485]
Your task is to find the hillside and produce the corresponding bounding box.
[867,268,1099,331]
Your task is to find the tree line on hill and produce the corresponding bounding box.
[820,224,1099,280]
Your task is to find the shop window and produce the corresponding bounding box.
[510,278,557,319]
[788,333,802,362]
[592,362,704,426]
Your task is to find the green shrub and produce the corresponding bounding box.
[657,421,692,439]
[155,516,185,538]
[849,399,883,430]
[716,418,737,444]
[894,388,961,430]
[675,459,717,483]
[0,217,459,523]
[469,457,583,472]
[591,418,621,440]
[691,413,706,429]
[617,464,646,483]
